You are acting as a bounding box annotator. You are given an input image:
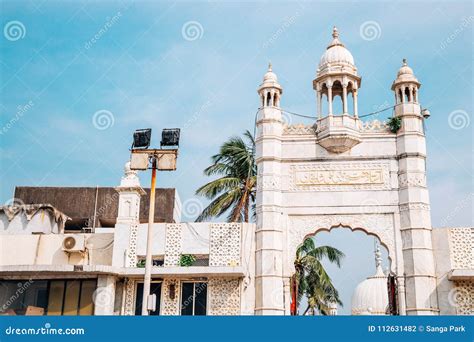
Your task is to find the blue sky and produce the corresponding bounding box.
[1,0,472,314]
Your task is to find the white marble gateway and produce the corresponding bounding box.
[0,27,472,317]
[254,27,472,316]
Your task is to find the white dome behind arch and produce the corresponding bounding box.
[351,246,389,315]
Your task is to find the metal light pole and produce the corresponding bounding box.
[141,157,157,315]
[130,128,180,316]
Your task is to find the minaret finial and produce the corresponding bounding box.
[332,26,339,38]
[268,61,272,71]
[375,244,382,268]
[402,58,407,66]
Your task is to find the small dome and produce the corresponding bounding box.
[258,62,282,93]
[263,63,278,82]
[318,27,355,69]
[397,59,414,76]
[351,247,389,315]
[393,58,419,86]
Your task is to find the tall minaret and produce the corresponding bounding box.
[255,63,285,315]
[392,59,439,315]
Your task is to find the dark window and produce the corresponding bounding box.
[180,282,207,316]
[136,258,164,267]
[192,256,209,266]
[0,279,96,316]
[135,282,161,315]
[64,219,89,232]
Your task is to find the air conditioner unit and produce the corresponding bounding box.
[62,235,85,253]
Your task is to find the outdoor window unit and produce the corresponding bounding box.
[135,281,162,316]
[180,282,207,316]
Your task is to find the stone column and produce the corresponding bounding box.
[94,275,116,315]
[396,101,439,315]
[353,90,359,118]
[255,105,285,315]
[316,90,321,119]
[342,84,348,114]
[328,85,333,116]
[397,276,407,315]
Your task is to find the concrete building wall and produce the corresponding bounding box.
[0,233,114,266]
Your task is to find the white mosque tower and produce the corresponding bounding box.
[314,26,360,118]
[312,26,363,153]
[258,62,283,108]
[351,245,389,315]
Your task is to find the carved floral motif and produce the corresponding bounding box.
[283,124,316,135]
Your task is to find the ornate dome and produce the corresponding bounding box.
[263,62,278,82]
[258,62,282,94]
[393,58,419,86]
[318,27,356,72]
[351,247,389,315]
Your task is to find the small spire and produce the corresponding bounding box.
[402,58,407,66]
[327,26,344,49]
[375,244,382,268]
[268,61,272,72]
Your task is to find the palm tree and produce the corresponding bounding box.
[195,130,256,222]
[291,237,344,315]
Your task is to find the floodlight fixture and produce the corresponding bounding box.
[160,128,180,147]
[132,128,152,149]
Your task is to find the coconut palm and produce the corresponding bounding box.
[195,130,256,222]
[291,237,344,315]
